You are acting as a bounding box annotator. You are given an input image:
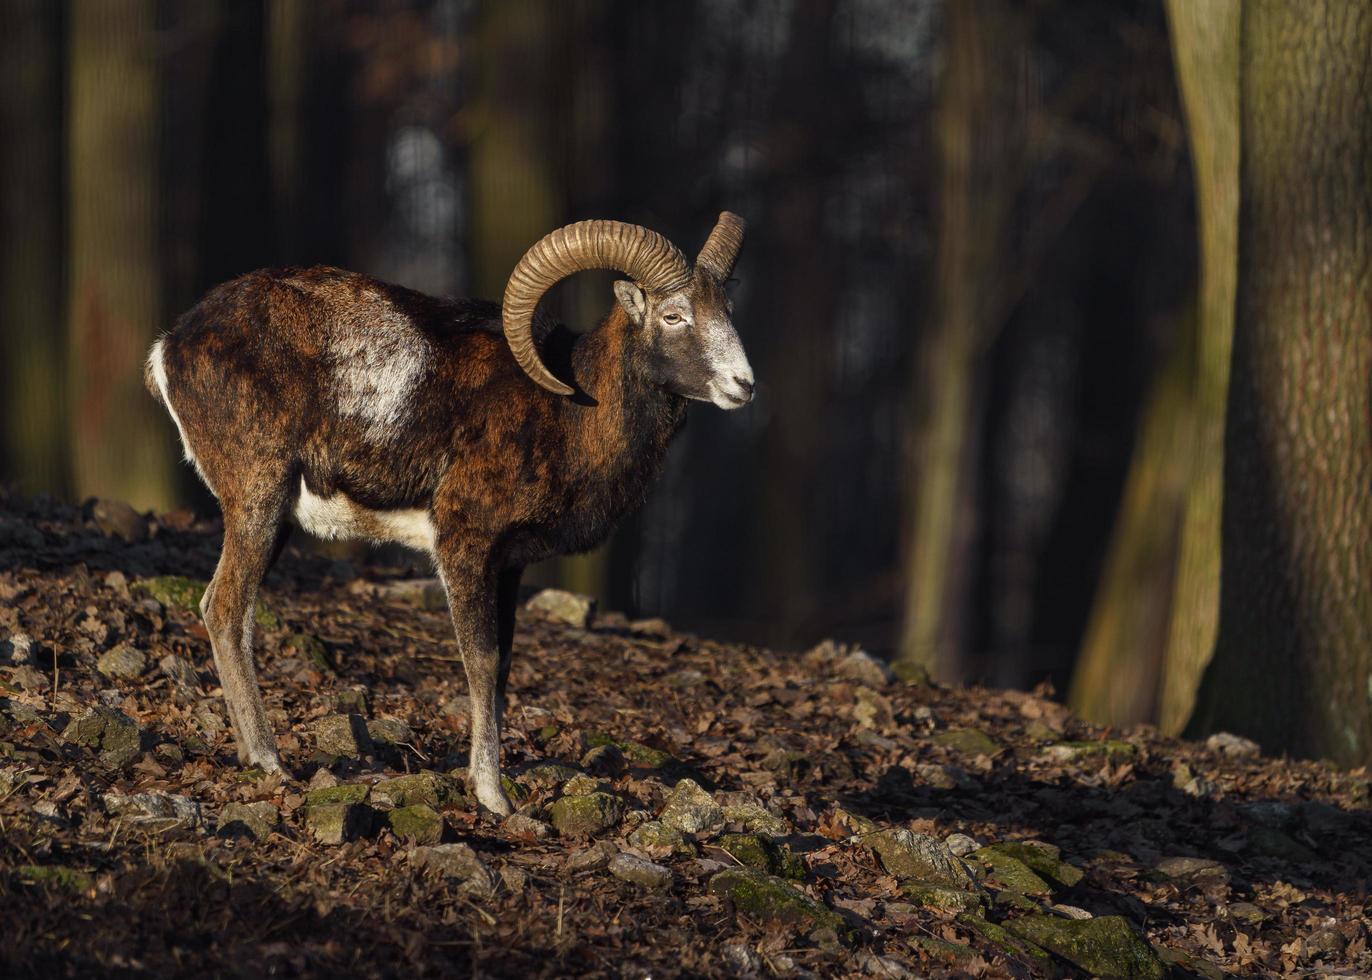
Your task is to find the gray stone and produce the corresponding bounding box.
[609,853,674,890]
[92,498,148,543]
[863,828,976,889]
[1005,914,1164,980]
[561,773,610,796]
[659,778,724,837]
[371,772,461,809]
[3,632,34,666]
[579,742,626,775]
[1156,856,1228,881]
[628,820,695,856]
[1206,732,1260,758]
[304,783,369,806]
[372,578,448,610]
[192,701,226,736]
[525,588,596,628]
[549,792,623,837]
[366,716,414,747]
[310,713,373,758]
[933,728,1002,757]
[565,840,618,873]
[388,804,444,844]
[158,654,201,703]
[944,833,981,857]
[63,705,142,766]
[722,801,790,837]
[104,791,202,830]
[412,843,496,896]
[305,802,372,844]
[837,649,894,688]
[217,801,279,840]
[1040,739,1137,762]
[707,868,853,944]
[503,812,551,839]
[96,644,147,680]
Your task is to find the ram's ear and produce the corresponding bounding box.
[613,280,647,327]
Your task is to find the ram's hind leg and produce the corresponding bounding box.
[202,492,289,772]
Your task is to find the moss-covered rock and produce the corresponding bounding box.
[1040,739,1137,763]
[628,820,696,856]
[891,660,931,686]
[304,783,370,807]
[957,913,1055,972]
[580,730,674,769]
[513,760,582,793]
[722,801,790,837]
[609,852,674,891]
[17,864,95,893]
[932,728,1002,757]
[548,792,623,837]
[132,576,278,629]
[411,843,495,896]
[716,833,805,880]
[388,805,444,844]
[283,633,333,673]
[863,828,976,889]
[96,644,146,680]
[63,705,142,767]
[900,879,985,914]
[366,717,414,748]
[499,774,532,805]
[217,801,279,840]
[371,772,462,809]
[980,841,1084,889]
[707,869,852,944]
[1005,914,1164,979]
[971,847,1054,896]
[305,802,373,844]
[658,778,724,837]
[526,588,596,628]
[104,791,203,830]
[310,714,373,758]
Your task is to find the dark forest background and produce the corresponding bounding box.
[0,0,1264,743]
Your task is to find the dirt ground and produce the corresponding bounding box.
[1,491,1369,978]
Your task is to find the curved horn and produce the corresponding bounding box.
[502,220,691,395]
[694,211,747,282]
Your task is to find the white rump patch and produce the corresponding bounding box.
[293,478,435,553]
[148,337,209,484]
[328,306,429,440]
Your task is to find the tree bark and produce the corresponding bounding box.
[0,0,65,496]
[67,0,175,510]
[1157,0,1241,735]
[1189,0,1372,764]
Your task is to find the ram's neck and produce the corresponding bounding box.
[569,306,686,480]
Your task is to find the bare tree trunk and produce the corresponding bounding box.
[67,0,175,510]
[898,0,1023,680]
[0,0,65,496]
[1189,0,1372,764]
[1157,0,1240,735]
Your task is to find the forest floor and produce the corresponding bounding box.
[1,492,1369,979]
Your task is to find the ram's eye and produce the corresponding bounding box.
[663,313,684,326]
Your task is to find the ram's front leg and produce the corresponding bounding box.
[437,545,513,816]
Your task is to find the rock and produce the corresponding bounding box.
[944,833,980,857]
[891,660,931,686]
[658,778,724,837]
[334,689,367,716]
[1041,740,1137,762]
[3,632,34,665]
[1156,855,1229,882]
[154,742,184,766]
[565,840,618,873]
[1206,731,1260,758]
[372,578,448,611]
[548,792,624,837]
[707,869,853,944]
[1171,761,1218,798]
[133,576,278,629]
[305,786,370,813]
[158,654,200,703]
[63,705,142,767]
[715,833,804,880]
[932,728,1002,757]
[1226,902,1265,925]
[628,820,696,856]
[388,805,444,844]
[91,498,148,543]
[719,944,762,975]
[192,701,226,736]
[971,847,1053,896]
[562,773,609,796]
[411,843,495,896]
[104,791,202,830]
[862,828,976,889]
[372,772,461,809]
[609,853,674,890]
[499,866,530,895]
[853,688,895,730]
[831,806,879,836]
[899,880,984,914]
[310,714,373,758]
[579,742,626,775]
[723,801,790,837]
[977,841,1084,890]
[514,760,582,792]
[525,588,595,628]
[503,813,551,839]
[305,802,372,844]
[837,649,894,688]
[217,801,279,840]
[283,633,333,673]
[366,717,414,748]
[958,913,1056,973]
[1005,914,1164,980]
[96,644,147,680]
[17,864,95,893]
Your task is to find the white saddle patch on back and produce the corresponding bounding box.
[328,305,429,440]
[293,478,435,553]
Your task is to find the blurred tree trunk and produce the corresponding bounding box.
[898,0,1023,680]
[67,0,175,510]
[0,1,65,496]
[1155,0,1241,734]
[267,1,314,263]
[1189,0,1372,764]
[1068,315,1192,724]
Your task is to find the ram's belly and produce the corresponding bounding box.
[293,478,435,553]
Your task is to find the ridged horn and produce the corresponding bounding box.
[502,219,692,395]
[694,211,747,282]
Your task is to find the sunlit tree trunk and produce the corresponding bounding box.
[67,0,175,510]
[898,0,1023,680]
[1189,0,1372,765]
[1156,0,1240,735]
[0,0,65,496]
